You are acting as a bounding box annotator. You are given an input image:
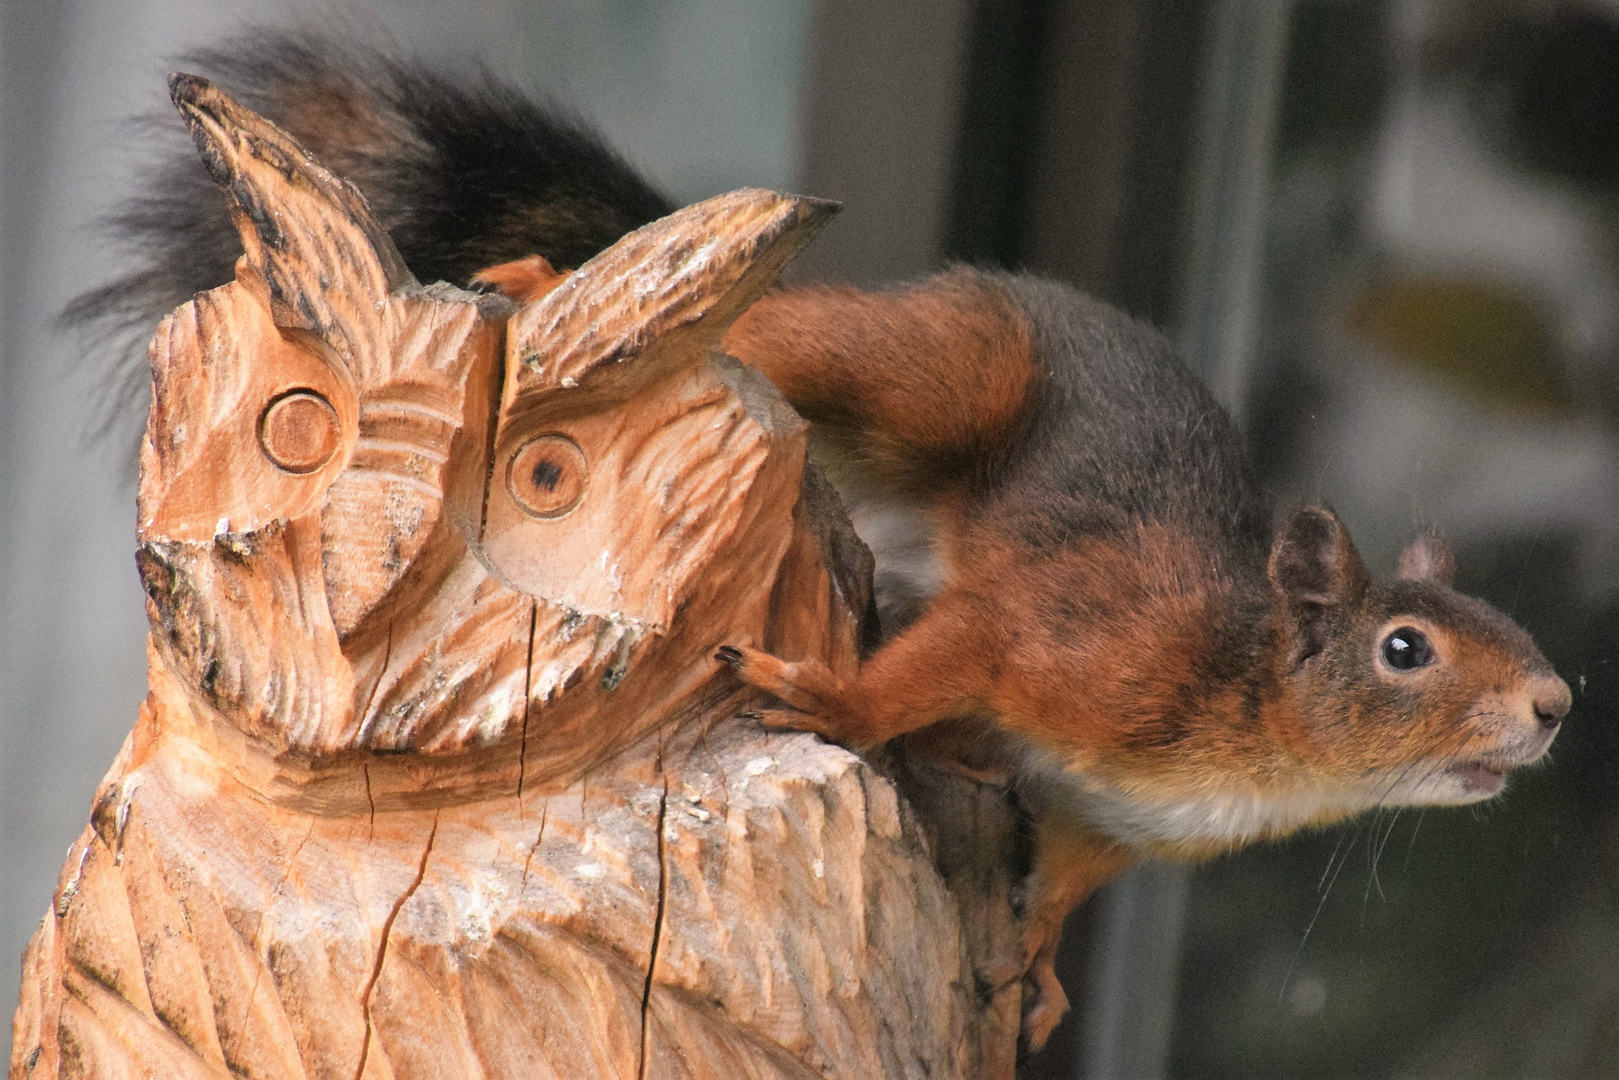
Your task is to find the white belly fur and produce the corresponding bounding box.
[1026,751,1372,849]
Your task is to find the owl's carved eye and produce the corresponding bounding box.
[507,433,588,519]
[1381,626,1435,671]
[259,390,341,474]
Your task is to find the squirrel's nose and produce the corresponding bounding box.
[1531,677,1572,729]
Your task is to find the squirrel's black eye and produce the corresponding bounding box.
[1382,627,1435,671]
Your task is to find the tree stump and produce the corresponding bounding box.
[9,77,1022,1079]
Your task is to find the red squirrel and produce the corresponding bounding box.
[482,264,1572,1049]
[75,34,1571,1054]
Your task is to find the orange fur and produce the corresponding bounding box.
[732,522,1283,769]
[472,254,572,303]
[722,276,1034,481]
[714,273,1571,1052]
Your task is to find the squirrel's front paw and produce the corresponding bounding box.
[717,645,869,745]
[715,645,835,712]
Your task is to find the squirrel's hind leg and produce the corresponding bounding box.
[1016,806,1138,1051]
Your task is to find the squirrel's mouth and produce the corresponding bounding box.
[1447,760,1508,795]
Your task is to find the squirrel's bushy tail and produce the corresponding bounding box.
[67,30,674,434]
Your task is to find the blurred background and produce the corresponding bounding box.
[2,0,1615,1076]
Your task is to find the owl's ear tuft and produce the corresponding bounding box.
[168,72,412,370]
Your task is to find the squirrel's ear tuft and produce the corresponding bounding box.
[1396,530,1456,586]
[1268,506,1370,607]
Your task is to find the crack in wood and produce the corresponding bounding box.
[354,811,438,1080]
[240,818,317,1045]
[637,749,671,1080]
[520,800,548,894]
[518,602,538,803]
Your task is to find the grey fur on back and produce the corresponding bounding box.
[986,274,1272,573]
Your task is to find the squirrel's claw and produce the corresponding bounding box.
[736,704,837,739]
[715,644,831,714]
[751,708,821,733]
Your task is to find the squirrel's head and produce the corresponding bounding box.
[1268,506,1570,807]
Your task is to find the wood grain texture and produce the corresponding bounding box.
[16,709,1002,1080]
[11,75,1022,1079]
